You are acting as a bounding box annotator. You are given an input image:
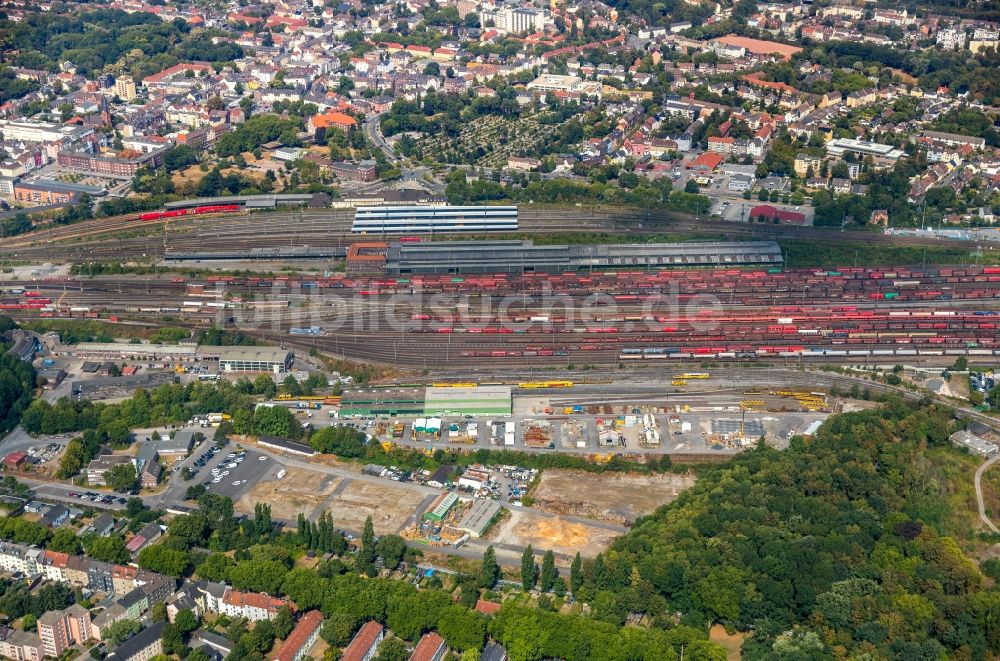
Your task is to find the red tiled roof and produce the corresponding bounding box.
[474,600,501,615]
[273,610,323,661]
[691,152,724,170]
[750,204,805,223]
[124,534,148,552]
[43,551,69,568]
[224,590,290,613]
[310,111,357,129]
[342,622,383,661]
[410,632,445,661]
[715,35,802,60]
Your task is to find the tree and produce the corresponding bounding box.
[273,606,294,640]
[229,559,287,594]
[48,528,81,555]
[374,636,408,661]
[437,604,485,652]
[173,609,198,636]
[137,545,191,577]
[320,613,359,647]
[161,622,185,655]
[376,535,406,571]
[570,552,583,594]
[253,375,277,398]
[105,463,138,493]
[105,620,141,646]
[521,545,537,590]
[684,179,700,194]
[479,545,500,589]
[540,550,556,592]
[126,497,146,517]
[362,516,376,563]
[83,535,129,564]
[252,405,300,438]
[197,553,235,582]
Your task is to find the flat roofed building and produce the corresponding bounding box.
[950,430,998,457]
[258,436,315,456]
[87,455,134,486]
[201,346,293,374]
[0,628,43,661]
[457,498,502,538]
[340,388,426,417]
[72,342,198,360]
[825,138,904,161]
[353,206,518,234]
[424,386,512,416]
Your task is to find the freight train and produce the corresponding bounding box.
[138,204,242,221]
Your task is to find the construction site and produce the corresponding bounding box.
[528,470,698,525]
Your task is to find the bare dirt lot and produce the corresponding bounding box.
[530,470,696,524]
[238,468,342,522]
[324,480,428,536]
[489,509,620,559]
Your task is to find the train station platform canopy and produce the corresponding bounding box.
[164,194,316,210]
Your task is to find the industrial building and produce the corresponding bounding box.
[424,386,512,417]
[423,492,459,522]
[258,436,315,456]
[352,205,518,234]
[71,342,198,361]
[950,430,998,457]
[340,388,425,417]
[457,498,502,538]
[201,346,293,374]
[385,240,783,274]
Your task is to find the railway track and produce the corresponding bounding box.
[9,263,1000,370]
[3,205,994,262]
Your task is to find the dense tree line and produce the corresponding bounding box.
[600,399,1000,658]
[0,338,36,435]
[0,10,241,79]
[215,115,304,158]
[0,66,38,104]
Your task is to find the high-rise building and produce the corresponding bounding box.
[115,76,137,101]
[37,605,92,657]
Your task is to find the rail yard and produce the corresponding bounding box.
[4,261,1000,368]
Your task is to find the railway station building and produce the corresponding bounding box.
[423,386,512,417]
[352,205,519,234]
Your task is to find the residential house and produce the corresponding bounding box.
[272,611,323,661]
[91,604,128,642]
[105,622,165,661]
[410,632,446,661]
[126,523,162,556]
[87,560,115,593]
[216,589,291,622]
[341,622,384,661]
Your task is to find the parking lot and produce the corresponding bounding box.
[186,443,279,500]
